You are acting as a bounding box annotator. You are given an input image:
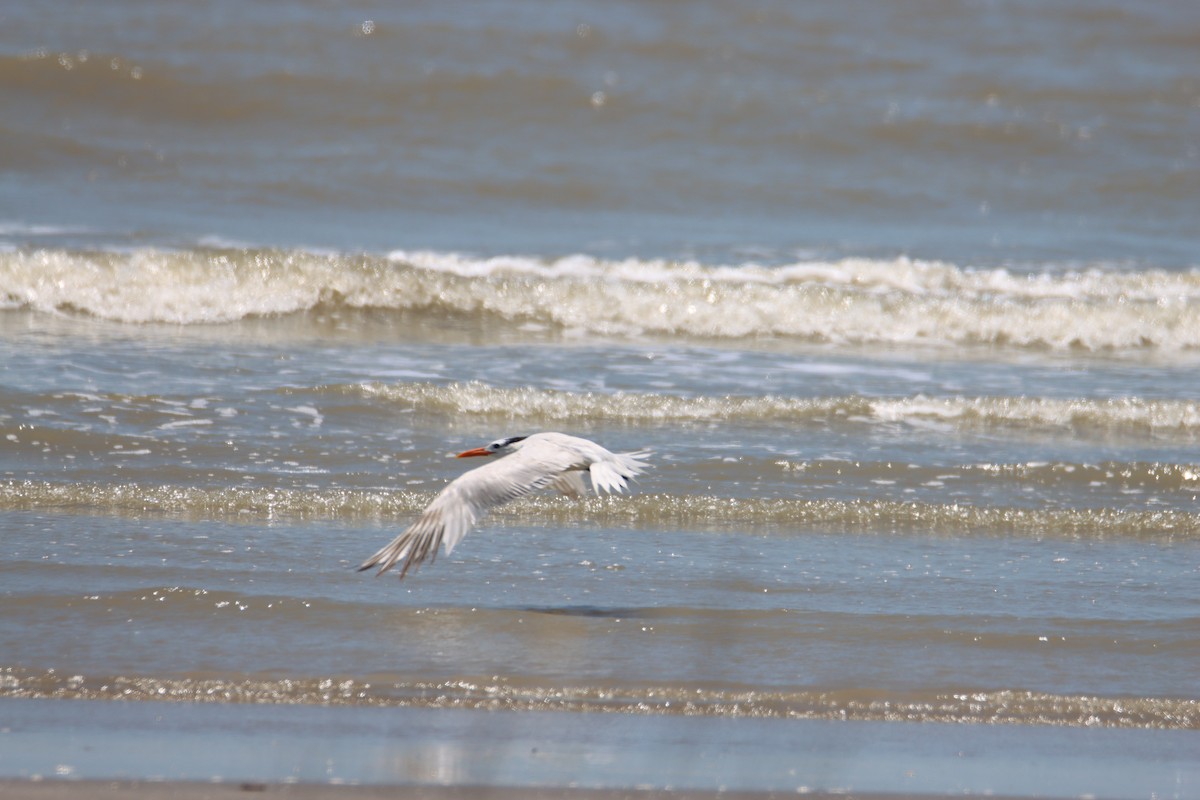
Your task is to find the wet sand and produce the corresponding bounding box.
[4,697,1198,799]
[0,780,1030,800]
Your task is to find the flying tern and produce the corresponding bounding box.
[358,432,650,578]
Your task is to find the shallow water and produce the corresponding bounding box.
[2,698,1198,796]
[2,1,1199,796]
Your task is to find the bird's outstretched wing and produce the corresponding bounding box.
[359,434,650,578]
[358,442,580,577]
[530,432,651,496]
[588,449,651,494]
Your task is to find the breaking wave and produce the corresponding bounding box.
[3,247,1199,351]
[350,381,1200,435]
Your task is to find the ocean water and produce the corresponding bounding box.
[2,1,1199,797]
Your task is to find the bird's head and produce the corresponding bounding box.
[456,435,528,458]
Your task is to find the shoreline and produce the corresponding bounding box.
[0,779,1036,800]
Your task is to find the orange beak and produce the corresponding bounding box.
[456,447,492,458]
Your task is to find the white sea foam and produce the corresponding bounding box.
[3,247,1198,352]
[353,381,1200,434]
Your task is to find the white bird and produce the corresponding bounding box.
[358,432,650,578]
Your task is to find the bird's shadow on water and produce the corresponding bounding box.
[519,605,658,619]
